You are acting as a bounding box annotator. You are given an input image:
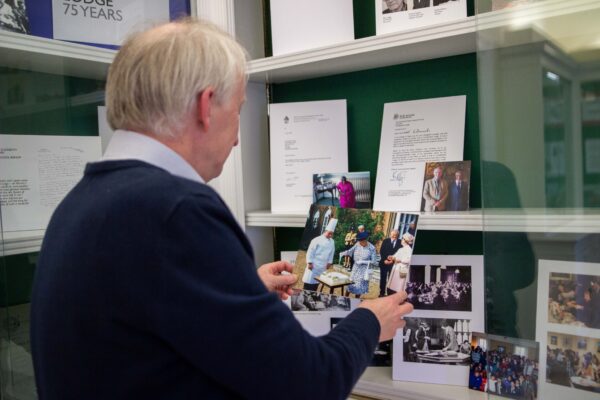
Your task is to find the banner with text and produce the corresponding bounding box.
[52,0,170,46]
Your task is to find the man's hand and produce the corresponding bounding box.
[358,291,414,342]
[257,261,298,300]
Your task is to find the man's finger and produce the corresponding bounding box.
[389,291,408,304]
[398,302,414,316]
[280,261,294,273]
[275,274,297,287]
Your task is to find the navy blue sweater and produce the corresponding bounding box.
[31,160,380,399]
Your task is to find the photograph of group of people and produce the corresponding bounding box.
[548,272,600,329]
[312,171,371,209]
[402,317,472,364]
[290,289,351,312]
[546,332,600,394]
[293,204,418,300]
[382,0,458,13]
[406,264,472,311]
[421,160,471,212]
[469,333,539,399]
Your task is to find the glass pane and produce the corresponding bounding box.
[476,1,600,398]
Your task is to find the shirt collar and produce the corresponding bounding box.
[102,130,204,184]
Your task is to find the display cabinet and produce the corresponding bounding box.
[1,0,599,399]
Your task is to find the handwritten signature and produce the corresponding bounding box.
[391,171,406,186]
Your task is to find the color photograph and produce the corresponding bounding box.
[312,171,371,209]
[293,204,418,300]
[546,332,600,394]
[469,332,539,398]
[548,272,600,329]
[421,160,471,212]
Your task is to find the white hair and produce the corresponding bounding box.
[106,18,248,138]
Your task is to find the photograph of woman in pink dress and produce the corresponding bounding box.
[312,172,371,208]
[337,176,356,208]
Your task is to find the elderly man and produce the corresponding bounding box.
[422,166,448,211]
[378,229,401,297]
[448,169,469,211]
[30,19,413,400]
[302,218,337,291]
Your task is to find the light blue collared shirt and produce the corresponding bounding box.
[102,130,204,184]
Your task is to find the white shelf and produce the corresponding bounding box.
[247,208,600,233]
[5,208,596,257]
[248,16,476,83]
[0,30,114,80]
[354,367,484,400]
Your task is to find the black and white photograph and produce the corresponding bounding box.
[402,317,472,365]
[312,171,371,209]
[469,332,539,399]
[382,0,431,14]
[290,289,351,312]
[546,332,600,394]
[433,0,458,6]
[0,0,30,33]
[548,272,600,329]
[406,264,472,311]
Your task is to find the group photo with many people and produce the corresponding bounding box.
[469,334,539,399]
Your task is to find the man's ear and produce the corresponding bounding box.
[197,88,215,132]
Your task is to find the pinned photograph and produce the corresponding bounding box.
[421,160,471,212]
[546,332,600,394]
[312,171,371,209]
[468,332,539,398]
[406,264,472,311]
[402,317,472,364]
[293,204,418,300]
[548,272,600,330]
